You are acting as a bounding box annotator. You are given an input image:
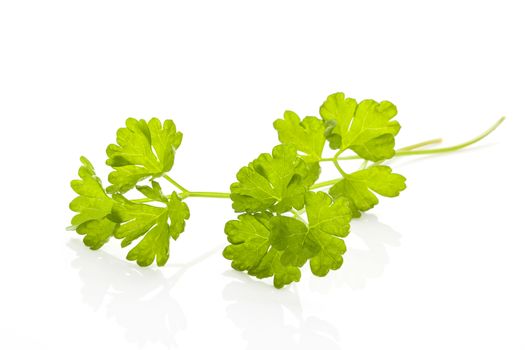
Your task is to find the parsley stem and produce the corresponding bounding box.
[373,138,443,166]
[396,138,443,151]
[332,149,348,177]
[163,174,190,192]
[131,198,155,203]
[309,178,342,189]
[182,191,230,199]
[320,117,505,162]
[390,116,505,157]
[131,191,230,203]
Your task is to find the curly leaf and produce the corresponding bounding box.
[273,111,326,162]
[329,165,406,218]
[69,156,117,249]
[304,191,352,276]
[320,92,400,161]
[223,212,301,288]
[106,118,183,193]
[110,192,190,266]
[136,181,167,203]
[230,144,316,214]
[224,192,352,287]
[270,192,352,277]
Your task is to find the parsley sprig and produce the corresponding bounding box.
[68,92,504,288]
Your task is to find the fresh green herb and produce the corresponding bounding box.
[68,92,504,288]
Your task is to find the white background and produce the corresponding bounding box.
[1,0,524,349]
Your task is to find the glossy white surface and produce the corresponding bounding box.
[1,1,524,349]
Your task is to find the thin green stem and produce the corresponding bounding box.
[374,138,443,166]
[309,178,342,189]
[332,149,348,177]
[396,138,442,151]
[163,175,190,193]
[392,117,505,157]
[321,117,505,162]
[131,190,230,203]
[131,198,155,203]
[181,191,230,199]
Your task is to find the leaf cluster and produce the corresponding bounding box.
[69,118,189,266]
[224,92,406,287]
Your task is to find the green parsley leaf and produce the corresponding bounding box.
[273,112,323,188]
[223,212,301,288]
[110,191,190,266]
[136,181,167,203]
[273,111,326,162]
[329,165,406,218]
[106,118,183,193]
[304,191,352,276]
[270,192,352,277]
[269,215,317,267]
[224,192,352,286]
[320,92,400,161]
[69,156,117,249]
[230,144,314,214]
[76,218,118,251]
[303,162,322,188]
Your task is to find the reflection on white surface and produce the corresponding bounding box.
[223,272,340,350]
[341,214,401,288]
[68,240,215,349]
[68,214,399,349]
[309,214,400,291]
